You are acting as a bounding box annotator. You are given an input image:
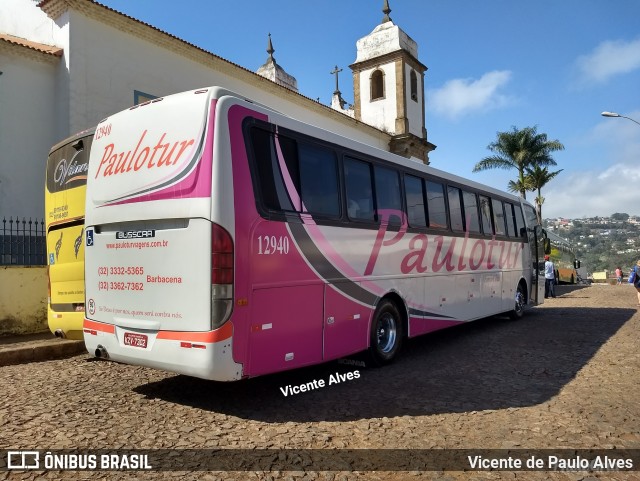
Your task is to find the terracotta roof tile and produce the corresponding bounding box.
[0,33,63,57]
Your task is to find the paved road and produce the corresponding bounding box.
[1,284,639,480]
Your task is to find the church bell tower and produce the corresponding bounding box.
[350,1,435,163]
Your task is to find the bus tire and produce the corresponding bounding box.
[368,299,403,366]
[509,283,526,320]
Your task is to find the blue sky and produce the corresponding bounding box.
[102,0,640,219]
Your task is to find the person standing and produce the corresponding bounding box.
[615,267,623,285]
[544,255,556,298]
[630,260,640,307]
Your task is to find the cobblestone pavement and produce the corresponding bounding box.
[1,284,639,481]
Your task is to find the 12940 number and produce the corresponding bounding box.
[257,235,290,255]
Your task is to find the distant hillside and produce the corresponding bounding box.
[543,214,640,273]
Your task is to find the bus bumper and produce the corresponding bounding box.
[83,319,243,381]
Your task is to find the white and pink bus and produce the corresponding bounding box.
[83,87,546,381]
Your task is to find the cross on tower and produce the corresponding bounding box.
[330,65,343,95]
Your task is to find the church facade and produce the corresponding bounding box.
[0,0,434,221]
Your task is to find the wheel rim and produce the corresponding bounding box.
[376,312,397,354]
[514,289,525,314]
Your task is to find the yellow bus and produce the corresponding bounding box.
[45,128,94,339]
[547,230,579,284]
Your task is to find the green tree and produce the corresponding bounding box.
[611,213,629,221]
[473,126,564,199]
[526,165,563,224]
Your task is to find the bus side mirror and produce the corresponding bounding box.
[544,238,551,255]
[574,260,581,269]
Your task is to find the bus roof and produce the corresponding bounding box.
[48,127,96,155]
[92,85,532,210]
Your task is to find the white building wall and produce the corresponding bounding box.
[0,1,392,223]
[0,52,58,221]
[66,13,389,149]
[0,0,65,47]
[54,13,71,141]
[358,64,397,134]
[405,64,423,138]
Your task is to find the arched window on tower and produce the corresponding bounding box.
[370,69,385,101]
[410,70,418,102]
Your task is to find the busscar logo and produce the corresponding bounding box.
[116,230,155,240]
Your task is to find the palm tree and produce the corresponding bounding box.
[473,126,564,199]
[506,178,533,197]
[526,165,563,224]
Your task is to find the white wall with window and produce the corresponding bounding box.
[358,63,398,134]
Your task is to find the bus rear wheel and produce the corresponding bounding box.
[509,284,526,320]
[368,299,403,366]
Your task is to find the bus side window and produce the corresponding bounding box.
[504,202,516,237]
[492,198,506,236]
[514,205,526,237]
[462,190,481,233]
[523,204,538,228]
[276,133,301,211]
[250,127,295,212]
[298,141,339,217]
[374,165,402,224]
[404,174,427,228]
[425,180,447,229]
[344,157,375,222]
[448,186,464,232]
[479,195,493,235]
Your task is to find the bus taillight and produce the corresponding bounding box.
[212,223,233,284]
[211,223,233,328]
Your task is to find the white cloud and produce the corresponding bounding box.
[575,37,640,85]
[543,112,640,218]
[428,70,514,120]
[543,166,640,219]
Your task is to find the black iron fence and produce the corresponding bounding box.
[0,217,46,266]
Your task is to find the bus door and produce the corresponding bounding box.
[527,225,546,305]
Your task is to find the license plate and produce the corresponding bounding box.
[123,332,148,349]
